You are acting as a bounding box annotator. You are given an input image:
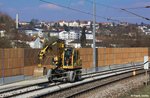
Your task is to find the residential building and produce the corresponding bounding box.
[69,39,103,48]
[58,30,93,40]
[101,22,113,27]
[0,30,6,37]
[68,21,80,27]
[19,21,30,26]
[24,28,44,37]
[48,30,59,37]
[27,37,43,48]
[59,21,69,26]
[59,31,69,40]
[34,28,43,37]
[68,30,80,40]
[138,26,150,35]
[119,22,129,26]
[85,32,93,40]
[69,40,81,48]
[80,21,91,27]
[61,31,80,40]
[58,20,94,28]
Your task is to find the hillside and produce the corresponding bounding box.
[0,12,30,48]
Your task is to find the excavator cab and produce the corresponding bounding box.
[64,48,72,66]
[63,48,82,69]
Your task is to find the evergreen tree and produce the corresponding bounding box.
[29,19,39,27]
[63,24,69,31]
[80,26,86,47]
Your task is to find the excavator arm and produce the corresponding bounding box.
[38,39,65,67]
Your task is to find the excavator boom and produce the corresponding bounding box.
[34,39,65,76]
[38,39,65,67]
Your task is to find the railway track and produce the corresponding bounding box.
[65,69,146,98]
[38,68,146,98]
[0,82,62,98]
[0,64,146,98]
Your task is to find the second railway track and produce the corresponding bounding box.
[0,64,146,98]
[37,68,146,98]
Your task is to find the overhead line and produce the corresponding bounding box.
[86,0,150,22]
[125,7,147,9]
[40,0,149,22]
[87,0,150,11]
[86,0,118,10]
[124,6,150,9]
[39,0,121,22]
[121,9,150,21]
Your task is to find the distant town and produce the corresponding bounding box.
[0,13,150,48]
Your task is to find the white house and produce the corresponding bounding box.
[86,32,93,40]
[34,28,43,37]
[68,21,80,27]
[59,21,80,27]
[49,31,59,37]
[80,21,91,27]
[139,26,146,32]
[69,39,98,48]
[138,26,150,35]
[58,30,93,41]
[59,21,69,26]
[59,30,80,40]
[69,40,81,48]
[24,28,44,37]
[0,30,6,37]
[59,31,69,40]
[68,31,80,40]
[19,21,30,26]
[28,37,43,48]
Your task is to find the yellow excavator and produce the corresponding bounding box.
[35,39,82,82]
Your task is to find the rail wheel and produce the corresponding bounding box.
[68,71,76,82]
[47,69,53,82]
[76,74,81,81]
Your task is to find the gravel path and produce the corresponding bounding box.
[76,74,148,98]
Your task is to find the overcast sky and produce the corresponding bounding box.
[0,0,150,24]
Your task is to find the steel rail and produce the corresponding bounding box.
[66,69,147,98]
[0,64,139,94]
[0,82,63,98]
[0,64,146,98]
[18,67,145,97]
[40,69,147,98]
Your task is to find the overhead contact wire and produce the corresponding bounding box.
[39,0,121,22]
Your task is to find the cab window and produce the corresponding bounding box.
[64,49,72,66]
